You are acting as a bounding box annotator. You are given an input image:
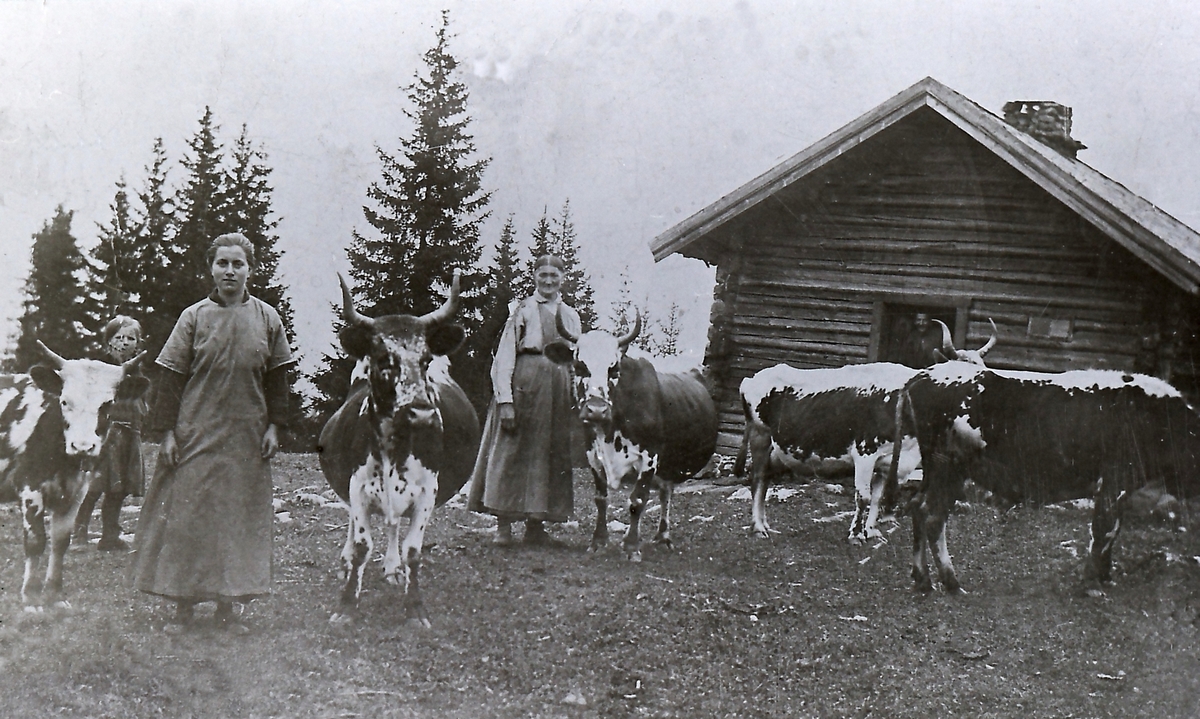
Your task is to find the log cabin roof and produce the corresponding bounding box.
[649,77,1200,295]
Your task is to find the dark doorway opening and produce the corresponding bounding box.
[879,303,957,368]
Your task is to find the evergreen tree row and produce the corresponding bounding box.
[8,111,298,433]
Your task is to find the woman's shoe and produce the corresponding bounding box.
[493,522,514,546]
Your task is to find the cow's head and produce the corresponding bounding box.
[29,341,149,457]
[545,310,641,426]
[932,319,997,367]
[337,271,465,428]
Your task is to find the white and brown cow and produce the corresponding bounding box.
[735,319,996,544]
[546,312,718,562]
[317,271,480,626]
[0,342,148,609]
[901,362,1200,593]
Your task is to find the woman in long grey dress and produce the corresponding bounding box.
[468,255,581,545]
[134,233,294,633]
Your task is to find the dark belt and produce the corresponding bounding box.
[518,348,543,356]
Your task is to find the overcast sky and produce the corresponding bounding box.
[3,0,1199,383]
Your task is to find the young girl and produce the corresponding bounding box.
[73,315,149,551]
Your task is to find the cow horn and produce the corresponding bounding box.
[36,341,66,369]
[618,308,641,349]
[555,304,580,343]
[977,318,998,357]
[122,350,147,373]
[418,269,461,325]
[933,319,957,358]
[339,273,375,328]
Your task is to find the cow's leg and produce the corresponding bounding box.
[623,472,654,562]
[910,496,933,592]
[45,500,82,606]
[20,487,47,607]
[400,490,436,628]
[848,451,879,545]
[339,464,376,609]
[747,423,774,538]
[653,480,674,546]
[921,486,960,593]
[1086,483,1128,585]
[587,445,609,552]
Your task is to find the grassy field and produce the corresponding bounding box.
[0,451,1198,718]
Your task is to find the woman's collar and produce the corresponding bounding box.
[208,288,250,307]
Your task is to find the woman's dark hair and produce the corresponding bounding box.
[206,233,257,268]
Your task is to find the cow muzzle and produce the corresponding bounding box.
[408,396,438,426]
[68,437,101,457]
[579,398,612,423]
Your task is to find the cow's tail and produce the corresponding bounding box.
[883,389,913,513]
[733,397,751,477]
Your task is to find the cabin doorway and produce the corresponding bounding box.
[877,303,958,368]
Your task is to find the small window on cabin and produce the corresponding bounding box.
[1027,317,1073,341]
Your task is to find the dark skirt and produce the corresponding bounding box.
[468,354,575,522]
[93,424,145,497]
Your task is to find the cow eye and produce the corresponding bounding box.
[573,361,590,378]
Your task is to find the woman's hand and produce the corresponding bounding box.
[261,424,280,459]
[498,402,516,433]
[160,430,178,468]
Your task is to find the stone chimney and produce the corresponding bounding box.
[1002,101,1086,159]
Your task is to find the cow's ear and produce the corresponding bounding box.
[29,365,63,396]
[339,325,374,358]
[543,342,575,365]
[118,375,152,401]
[426,324,466,356]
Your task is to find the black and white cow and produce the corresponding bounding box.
[0,342,148,609]
[546,312,717,562]
[901,361,1200,593]
[737,362,921,544]
[317,271,480,626]
[735,320,996,544]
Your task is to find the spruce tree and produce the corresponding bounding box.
[168,107,225,316]
[315,10,493,418]
[526,207,555,288]
[550,199,597,330]
[85,177,139,345]
[131,138,179,362]
[10,207,91,371]
[479,215,522,354]
[219,124,295,341]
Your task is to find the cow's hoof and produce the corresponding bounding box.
[847,534,865,546]
[329,612,355,627]
[406,614,432,630]
[626,550,643,563]
[653,535,672,548]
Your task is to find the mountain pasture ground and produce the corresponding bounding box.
[0,452,1198,718]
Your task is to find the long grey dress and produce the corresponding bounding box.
[133,294,293,602]
[468,295,580,522]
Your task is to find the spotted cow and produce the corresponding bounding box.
[901,362,1200,593]
[545,312,717,561]
[735,320,996,544]
[317,271,480,626]
[0,342,148,609]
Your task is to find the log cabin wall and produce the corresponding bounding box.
[706,107,1176,453]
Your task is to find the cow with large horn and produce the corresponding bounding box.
[0,341,148,609]
[544,310,718,561]
[317,270,480,626]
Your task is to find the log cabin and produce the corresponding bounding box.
[650,77,1200,454]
